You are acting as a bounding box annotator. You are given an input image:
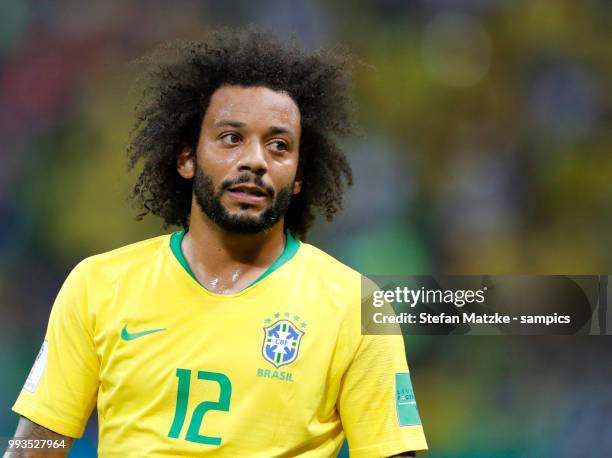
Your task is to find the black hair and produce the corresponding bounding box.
[128,26,354,239]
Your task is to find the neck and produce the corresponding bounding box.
[180,201,287,293]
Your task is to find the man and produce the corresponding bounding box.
[7,28,427,457]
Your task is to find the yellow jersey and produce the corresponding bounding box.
[13,232,427,457]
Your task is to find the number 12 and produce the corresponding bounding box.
[167,368,232,445]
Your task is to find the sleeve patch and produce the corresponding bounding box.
[24,340,48,393]
[395,372,422,427]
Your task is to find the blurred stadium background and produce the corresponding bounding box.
[1,0,611,456]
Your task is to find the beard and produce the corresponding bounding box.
[192,164,294,234]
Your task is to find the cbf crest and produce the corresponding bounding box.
[262,316,305,368]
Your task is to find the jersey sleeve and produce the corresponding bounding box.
[12,261,99,438]
[338,332,428,458]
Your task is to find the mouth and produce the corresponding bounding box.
[226,184,269,206]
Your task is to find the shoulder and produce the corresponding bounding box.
[299,243,381,293]
[297,242,362,284]
[74,234,172,281]
[294,242,383,320]
[292,242,366,313]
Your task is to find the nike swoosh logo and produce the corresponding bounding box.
[121,324,167,341]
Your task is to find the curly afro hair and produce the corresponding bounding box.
[128,26,354,240]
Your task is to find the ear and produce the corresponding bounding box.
[177,147,195,179]
[293,169,303,195]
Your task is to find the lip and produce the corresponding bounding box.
[226,185,269,205]
[229,184,268,195]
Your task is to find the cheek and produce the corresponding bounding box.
[197,143,236,178]
[279,169,300,194]
[273,160,298,183]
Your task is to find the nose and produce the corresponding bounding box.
[237,139,267,176]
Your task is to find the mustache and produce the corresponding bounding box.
[220,174,275,197]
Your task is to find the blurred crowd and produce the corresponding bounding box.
[0,1,610,456]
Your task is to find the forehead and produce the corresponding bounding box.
[204,85,301,129]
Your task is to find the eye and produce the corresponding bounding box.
[269,140,289,152]
[220,133,241,145]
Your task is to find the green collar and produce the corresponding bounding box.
[170,230,300,291]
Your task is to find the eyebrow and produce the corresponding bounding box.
[214,120,246,128]
[214,120,295,137]
[268,126,294,137]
